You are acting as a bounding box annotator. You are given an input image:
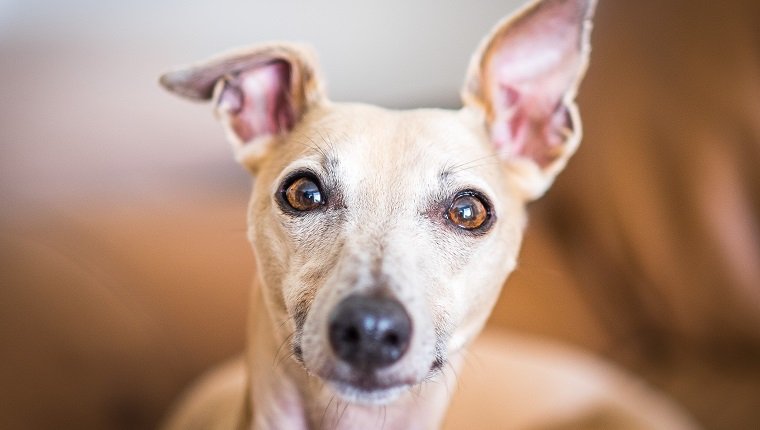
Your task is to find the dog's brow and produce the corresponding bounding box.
[301,131,340,174]
[439,167,474,192]
[439,168,456,188]
[323,152,339,174]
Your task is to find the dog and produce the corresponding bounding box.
[158,0,700,428]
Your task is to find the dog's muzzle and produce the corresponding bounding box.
[328,295,412,372]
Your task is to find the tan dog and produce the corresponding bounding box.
[159,0,699,428]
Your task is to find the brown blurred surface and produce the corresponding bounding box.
[0,193,252,429]
[1,0,759,429]
[493,1,760,427]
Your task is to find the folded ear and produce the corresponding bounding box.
[462,0,596,200]
[160,43,326,169]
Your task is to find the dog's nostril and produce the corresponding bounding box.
[383,332,399,347]
[342,327,360,344]
[328,295,412,371]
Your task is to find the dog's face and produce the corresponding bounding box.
[161,0,594,405]
[248,104,527,403]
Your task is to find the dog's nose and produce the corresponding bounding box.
[328,295,412,370]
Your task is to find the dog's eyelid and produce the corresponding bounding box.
[439,168,496,195]
[274,163,323,191]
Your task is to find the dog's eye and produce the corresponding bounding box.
[285,176,324,211]
[447,193,489,230]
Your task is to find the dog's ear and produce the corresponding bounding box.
[160,44,325,169]
[462,0,596,201]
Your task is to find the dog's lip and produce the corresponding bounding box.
[326,377,414,404]
[333,374,415,392]
[303,355,447,397]
[319,367,419,400]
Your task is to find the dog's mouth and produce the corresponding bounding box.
[326,378,412,404]
[327,356,447,403]
[326,365,437,404]
[293,338,447,404]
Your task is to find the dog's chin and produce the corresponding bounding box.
[327,380,410,405]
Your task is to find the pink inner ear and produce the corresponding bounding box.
[488,42,581,167]
[521,102,572,167]
[483,0,589,168]
[216,60,295,143]
[492,92,572,168]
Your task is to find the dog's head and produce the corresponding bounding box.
[161,0,594,405]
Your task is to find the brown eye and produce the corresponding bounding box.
[447,193,489,230]
[285,176,324,211]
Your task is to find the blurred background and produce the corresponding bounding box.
[1,0,759,428]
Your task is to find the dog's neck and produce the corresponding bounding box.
[243,278,456,430]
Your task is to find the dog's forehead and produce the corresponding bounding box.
[298,103,498,198]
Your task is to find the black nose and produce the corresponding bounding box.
[328,295,412,371]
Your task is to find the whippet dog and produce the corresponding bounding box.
[159,0,699,428]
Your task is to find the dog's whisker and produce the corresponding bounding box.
[305,135,330,160]
[291,139,324,157]
[450,159,504,174]
[322,128,348,154]
[315,129,337,155]
[450,152,501,171]
[450,145,531,173]
[271,331,296,369]
[274,351,298,371]
[445,361,461,392]
[319,394,335,430]
[336,399,350,429]
[443,375,452,398]
[459,345,485,373]
[333,396,342,425]
[275,317,291,330]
